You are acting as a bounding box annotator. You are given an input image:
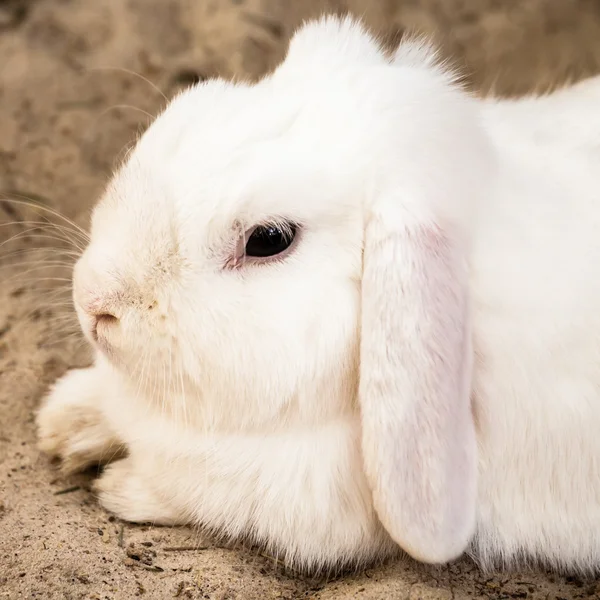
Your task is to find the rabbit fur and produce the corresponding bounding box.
[36,15,600,574]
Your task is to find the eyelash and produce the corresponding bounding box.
[225,220,301,269]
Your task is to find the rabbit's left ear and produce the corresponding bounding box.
[358,203,478,564]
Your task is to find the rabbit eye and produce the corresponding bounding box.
[244,223,298,258]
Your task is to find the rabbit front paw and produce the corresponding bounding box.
[94,457,184,525]
[36,366,126,474]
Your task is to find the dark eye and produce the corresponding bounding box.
[244,223,298,258]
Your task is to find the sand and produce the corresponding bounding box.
[1,1,600,598]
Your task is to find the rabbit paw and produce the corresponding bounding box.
[36,367,126,474]
[94,457,183,525]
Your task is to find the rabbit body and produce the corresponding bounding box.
[36,17,600,574]
[470,80,600,571]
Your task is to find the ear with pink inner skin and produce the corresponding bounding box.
[358,203,478,564]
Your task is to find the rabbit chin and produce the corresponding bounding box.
[87,349,399,573]
[109,336,361,434]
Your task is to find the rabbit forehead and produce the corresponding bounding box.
[92,14,466,253]
[107,84,368,232]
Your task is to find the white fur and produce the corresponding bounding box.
[36,15,600,574]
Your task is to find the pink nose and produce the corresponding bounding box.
[72,253,127,342]
[90,312,118,339]
[75,291,122,341]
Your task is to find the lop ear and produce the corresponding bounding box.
[359,204,478,564]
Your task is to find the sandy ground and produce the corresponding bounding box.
[1,1,600,598]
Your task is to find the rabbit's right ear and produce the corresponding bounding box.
[358,202,478,564]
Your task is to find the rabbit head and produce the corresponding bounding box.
[72,16,494,564]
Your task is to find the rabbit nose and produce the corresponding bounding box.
[73,283,124,339]
[95,312,118,323]
[72,254,129,341]
[91,312,119,337]
[77,289,121,318]
[80,298,121,340]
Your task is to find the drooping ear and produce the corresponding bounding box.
[358,204,478,564]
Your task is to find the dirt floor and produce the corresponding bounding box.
[2,0,600,598]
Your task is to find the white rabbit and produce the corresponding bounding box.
[36,15,600,574]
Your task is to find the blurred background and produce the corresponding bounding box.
[2,0,600,228]
[2,0,600,224]
[1,1,600,599]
